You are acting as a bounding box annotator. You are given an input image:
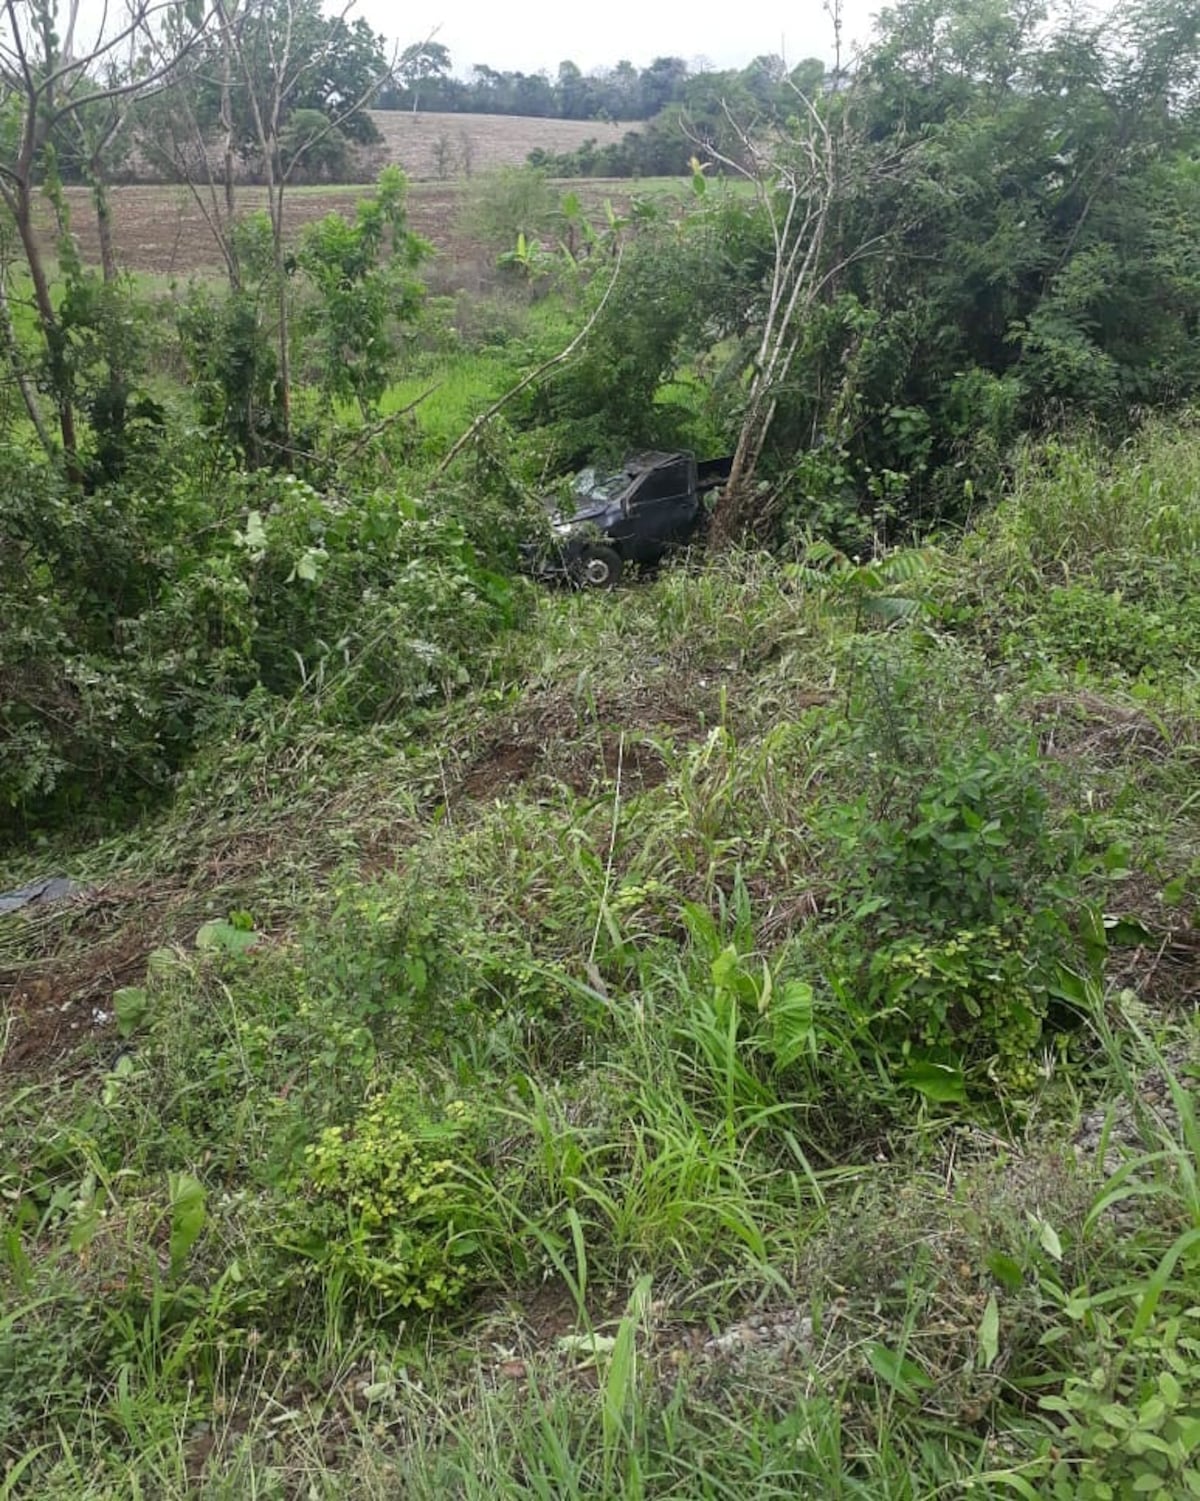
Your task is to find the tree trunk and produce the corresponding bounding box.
[92,171,118,285]
[13,184,79,465]
[268,172,292,445]
[0,263,54,455]
[218,2,240,288]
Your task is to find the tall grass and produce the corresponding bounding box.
[3,418,1200,1494]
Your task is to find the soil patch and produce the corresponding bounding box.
[457,680,713,804]
[461,741,540,800]
[1031,689,1185,766]
[1,882,172,1072]
[39,175,658,278]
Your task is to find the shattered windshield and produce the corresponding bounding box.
[572,467,627,505]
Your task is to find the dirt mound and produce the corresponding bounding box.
[458,681,713,803]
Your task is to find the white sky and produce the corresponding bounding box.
[44,1,884,80]
[357,1,883,76]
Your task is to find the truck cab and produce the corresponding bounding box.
[533,450,731,586]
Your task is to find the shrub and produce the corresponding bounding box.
[0,460,524,842]
[286,1087,491,1312]
[812,646,1086,1099]
[824,737,1081,1094]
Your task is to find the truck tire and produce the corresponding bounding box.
[579,544,623,588]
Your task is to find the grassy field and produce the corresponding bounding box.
[2,417,1199,1495]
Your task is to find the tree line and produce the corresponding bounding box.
[382,43,827,126]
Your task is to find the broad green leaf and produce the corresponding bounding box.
[861,594,922,623]
[711,945,741,995]
[113,986,150,1038]
[968,1471,1041,1498]
[986,1251,1024,1292]
[1104,914,1156,947]
[168,1172,206,1273]
[1031,1216,1063,1261]
[291,548,326,583]
[1138,1393,1168,1427]
[978,1293,1000,1370]
[1159,1370,1182,1405]
[901,1060,967,1104]
[146,946,183,977]
[196,921,259,955]
[770,980,815,1069]
[866,1341,930,1400]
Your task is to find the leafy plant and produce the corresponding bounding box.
[818,676,1085,1096]
[287,1088,490,1312]
[1039,1313,1200,1501]
[296,167,431,417]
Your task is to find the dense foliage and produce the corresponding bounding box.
[541,0,1200,539]
[2,419,1199,1493]
[1,0,1199,831]
[379,48,825,125]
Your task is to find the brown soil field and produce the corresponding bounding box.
[41,176,666,278]
[35,111,651,277]
[43,184,462,277]
[365,109,637,180]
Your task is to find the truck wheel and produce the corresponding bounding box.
[579,544,623,588]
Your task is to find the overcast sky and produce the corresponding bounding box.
[42,1,884,80]
[357,1,883,76]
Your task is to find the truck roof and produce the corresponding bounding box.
[624,450,693,473]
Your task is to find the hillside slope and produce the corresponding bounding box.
[366,109,638,180]
[2,423,1199,1496]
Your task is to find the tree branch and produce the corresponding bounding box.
[437,247,625,475]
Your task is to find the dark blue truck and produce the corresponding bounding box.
[528,450,733,587]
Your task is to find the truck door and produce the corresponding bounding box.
[620,457,697,561]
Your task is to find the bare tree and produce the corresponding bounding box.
[698,81,899,541]
[457,126,475,178]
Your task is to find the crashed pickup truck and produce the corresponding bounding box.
[526,449,733,587]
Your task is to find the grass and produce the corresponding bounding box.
[2,422,1200,1495]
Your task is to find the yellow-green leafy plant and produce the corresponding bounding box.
[288,1089,489,1312]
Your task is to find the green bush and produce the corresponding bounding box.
[1013,574,1200,679]
[286,1087,491,1312]
[816,659,1085,1097]
[1041,1321,1200,1501]
[0,458,524,841]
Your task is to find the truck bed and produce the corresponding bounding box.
[696,456,734,493]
